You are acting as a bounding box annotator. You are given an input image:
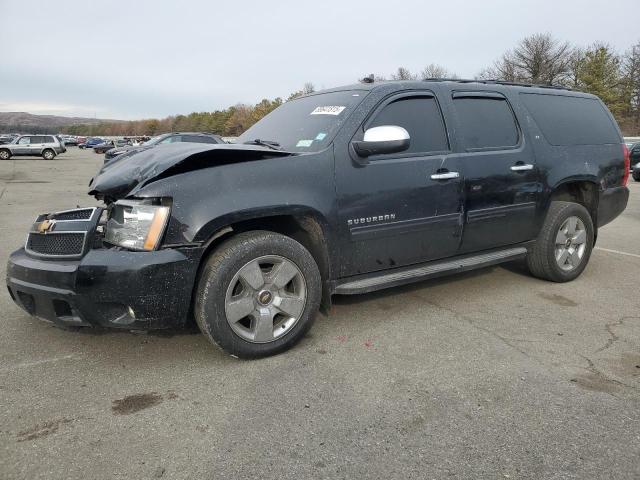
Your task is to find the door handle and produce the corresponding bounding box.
[430,171,460,180]
[510,164,534,171]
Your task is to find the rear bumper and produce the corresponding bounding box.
[7,246,203,329]
[597,186,629,228]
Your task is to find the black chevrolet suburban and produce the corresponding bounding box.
[6,79,629,358]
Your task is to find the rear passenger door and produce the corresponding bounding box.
[445,91,541,253]
[29,136,45,155]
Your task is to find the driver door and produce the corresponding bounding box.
[15,136,31,154]
[335,92,463,277]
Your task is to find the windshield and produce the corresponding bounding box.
[237,90,366,152]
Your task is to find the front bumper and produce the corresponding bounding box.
[7,246,203,329]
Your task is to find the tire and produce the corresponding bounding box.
[194,231,321,358]
[633,172,640,182]
[526,201,594,282]
[0,149,11,160]
[42,149,55,160]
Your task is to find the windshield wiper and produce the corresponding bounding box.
[243,139,282,150]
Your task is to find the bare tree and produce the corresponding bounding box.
[420,63,457,79]
[481,33,574,85]
[390,67,417,80]
[622,41,640,127]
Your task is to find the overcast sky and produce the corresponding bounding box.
[1,0,638,120]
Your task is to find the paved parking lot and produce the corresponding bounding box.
[0,148,639,479]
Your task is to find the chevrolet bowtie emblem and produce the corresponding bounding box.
[37,219,55,233]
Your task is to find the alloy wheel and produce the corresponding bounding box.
[224,255,307,343]
[555,216,587,271]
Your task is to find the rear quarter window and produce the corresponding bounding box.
[519,93,620,146]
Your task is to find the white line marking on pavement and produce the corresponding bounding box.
[595,247,640,259]
[0,355,78,372]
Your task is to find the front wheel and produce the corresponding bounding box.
[526,201,594,282]
[194,231,321,358]
[0,149,11,160]
[42,149,55,160]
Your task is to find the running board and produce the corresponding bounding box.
[334,247,528,295]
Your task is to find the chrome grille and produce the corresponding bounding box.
[51,208,95,221]
[25,207,101,259]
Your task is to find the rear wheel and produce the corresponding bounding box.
[526,201,594,282]
[42,149,55,160]
[194,231,321,358]
[0,149,11,160]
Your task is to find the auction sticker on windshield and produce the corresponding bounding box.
[310,106,346,115]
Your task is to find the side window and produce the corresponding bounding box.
[520,93,619,146]
[18,137,30,145]
[160,135,180,144]
[31,136,44,143]
[368,96,449,155]
[183,135,215,143]
[453,96,519,149]
[44,136,55,143]
[181,135,201,143]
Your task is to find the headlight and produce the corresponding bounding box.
[105,199,171,251]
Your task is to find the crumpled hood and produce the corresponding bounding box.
[88,142,295,201]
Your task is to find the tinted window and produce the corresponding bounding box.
[182,134,215,143]
[368,96,448,155]
[31,136,45,143]
[43,136,55,143]
[520,93,620,146]
[453,96,519,149]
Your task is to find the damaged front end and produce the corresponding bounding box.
[7,143,297,330]
[7,204,201,329]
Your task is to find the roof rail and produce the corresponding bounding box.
[421,78,572,91]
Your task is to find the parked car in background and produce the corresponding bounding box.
[103,132,224,162]
[0,134,66,160]
[630,143,640,181]
[93,139,132,153]
[78,137,104,149]
[0,134,18,145]
[93,140,115,154]
[62,136,79,146]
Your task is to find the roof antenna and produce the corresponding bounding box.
[361,74,375,84]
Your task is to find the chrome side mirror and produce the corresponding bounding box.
[352,125,410,158]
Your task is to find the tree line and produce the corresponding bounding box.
[62,84,315,138]
[62,34,640,137]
